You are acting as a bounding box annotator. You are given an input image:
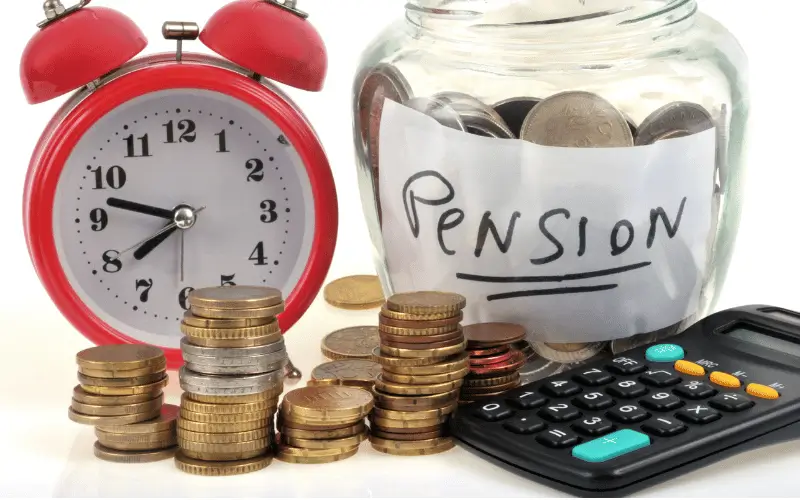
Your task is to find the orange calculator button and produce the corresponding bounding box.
[709,371,741,388]
[674,360,706,377]
[746,384,780,400]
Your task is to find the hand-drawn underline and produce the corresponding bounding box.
[456,261,652,301]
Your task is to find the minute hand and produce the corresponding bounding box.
[107,198,174,219]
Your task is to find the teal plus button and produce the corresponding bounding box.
[572,430,651,463]
[645,343,685,363]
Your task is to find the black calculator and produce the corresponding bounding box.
[450,305,800,497]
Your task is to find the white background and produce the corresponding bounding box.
[0,0,798,497]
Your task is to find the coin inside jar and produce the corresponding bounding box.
[635,101,714,146]
[404,97,465,131]
[493,97,541,138]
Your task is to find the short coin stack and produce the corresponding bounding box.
[175,286,287,476]
[70,345,176,462]
[369,291,469,456]
[277,386,373,464]
[460,323,527,404]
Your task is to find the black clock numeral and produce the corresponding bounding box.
[135,278,154,303]
[178,286,194,310]
[164,120,197,143]
[90,208,108,231]
[124,133,152,158]
[249,242,268,266]
[102,250,122,273]
[215,130,230,153]
[245,159,264,182]
[260,200,278,223]
[220,274,237,287]
[91,166,127,190]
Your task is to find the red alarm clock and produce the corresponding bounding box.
[21,0,337,369]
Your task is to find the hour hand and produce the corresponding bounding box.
[107,198,173,219]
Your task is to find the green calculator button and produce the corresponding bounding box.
[645,344,685,363]
[572,429,651,463]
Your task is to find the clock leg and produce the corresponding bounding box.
[284,356,302,384]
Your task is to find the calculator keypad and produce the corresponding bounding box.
[541,380,582,398]
[639,369,682,388]
[709,393,755,412]
[675,404,722,424]
[503,416,547,435]
[640,392,684,412]
[473,401,514,422]
[606,357,647,375]
[607,380,649,399]
[506,391,548,410]
[641,417,688,437]
[573,368,615,386]
[674,381,718,400]
[536,428,581,448]
[573,391,615,411]
[538,403,582,423]
[572,416,615,437]
[607,404,651,424]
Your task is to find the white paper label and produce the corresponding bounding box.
[378,100,717,342]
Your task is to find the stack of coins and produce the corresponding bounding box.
[94,405,180,463]
[461,323,528,404]
[70,345,175,462]
[369,291,469,456]
[277,386,372,464]
[175,286,287,476]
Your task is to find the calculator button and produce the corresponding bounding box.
[639,369,682,388]
[503,416,547,435]
[506,391,548,410]
[607,404,650,424]
[541,380,582,398]
[746,384,780,400]
[573,368,615,387]
[473,401,515,422]
[676,404,722,424]
[674,360,706,377]
[573,391,615,411]
[607,357,647,375]
[709,393,755,412]
[571,429,650,463]
[572,416,615,437]
[645,344,685,363]
[642,417,688,437]
[538,403,582,423]
[536,428,581,448]
[709,372,741,389]
[640,392,684,412]
[607,380,648,399]
[674,381,717,400]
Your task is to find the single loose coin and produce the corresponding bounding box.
[521,91,634,147]
[175,451,272,476]
[72,385,161,406]
[280,422,365,440]
[323,275,385,310]
[379,328,462,343]
[282,386,374,420]
[70,396,162,416]
[375,376,463,396]
[282,431,367,450]
[184,388,282,404]
[463,372,520,388]
[69,407,160,426]
[310,359,381,389]
[371,440,454,456]
[372,388,459,411]
[493,96,541,138]
[468,350,527,376]
[276,446,359,464]
[369,415,447,429]
[382,352,469,375]
[380,339,466,359]
[181,395,273,415]
[468,346,510,357]
[381,367,469,385]
[379,308,459,322]
[379,324,462,338]
[184,334,281,348]
[379,312,463,330]
[182,312,271,329]
[381,335,465,351]
[188,286,283,310]
[94,442,176,463]
[176,428,268,444]
[369,436,452,451]
[96,428,176,445]
[469,350,515,366]
[190,303,284,319]
[464,323,526,346]
[96,404,179,434]
[78,362,166,379]
[321,326,380,360]
[77,345,165,371]
[370,429,445,441]
[180,408,271,424]
[77,371,166,387]
[81,376,168,396]
[373,404,457,421]
[180,321,280,339]
[371,347,449,368]
[386,292,466,316]
[635,101,714,146]
[177,418,265,434]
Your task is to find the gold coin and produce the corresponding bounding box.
[93,442,176,463]
[378,324,461,337]
[178,437,269,453]
[70,396,162,416]
[282,386,374,420]
[373,404,458,421]
[277,411,364,429]
[181,448,268,461]
[180,407,271,424]
[72,385,162,406]
[380,339,467,359]
[383,352,470,375]
[371,347,449,367]
[309,359,381,389]
[379,312,463,330]
[180,394,273,414]
[190,303,284,319]
[176,428,268,444]
[282,430,367,450]
[77,370,166,387]
[380,307,459,322]
[280,421,365,440]
[277,444,360,459]
[77,345,165,371]
[369,415,448,429]
[180,322,281,340]
[276,446,359,464]
[183,333,283,348]
[372,388,459,411]
[182,312,272,329]
[97,437,178,452]
[386,292,466,316]
[370,428,444,441]
[371,440,454,456]
[380,367,469,385]
[81,376,168,396]
[177,417,266,434]
[323,275,385,310]
[321,326,380,360]
[185,388,283,404]
[69,407,161,426]
[369,436,452,450]
[78,362,166,379]
[175,451,272,476]
[95,428,176,445]
[96,404,179,434]
[188,286,283,310]
[375,376,463,396]
[462,373,520,388]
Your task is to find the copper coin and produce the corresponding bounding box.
[468,350,527,376]
[381,335,465,350]
[468,351,515,366]
[372,388,459,411]
[369,424,443,435]
[463,372,520,388]
[378,312,463,330]
[379,329,463,345]
[468,346,510,357]
[370,428,445,441]
[460,376,521,395]
[460,384,521,400]
[464,323,526,347]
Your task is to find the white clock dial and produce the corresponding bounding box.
[53,89,315,347]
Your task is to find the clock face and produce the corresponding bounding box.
[53,89,315,348]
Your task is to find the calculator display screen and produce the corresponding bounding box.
[725,326,800,357]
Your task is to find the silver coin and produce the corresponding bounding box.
[180,337,285,358]
[404,97,465,131]
[432,91,514,138]
[185,360,287,376]
[181,350,287,368]
[462,114,516,139]
[178,381,274,396]
[518,357,567,385]
[493,97,541,139]
[635,101,714,146]
[178,366,282,389]
[521,91,634,147]
[532,341,608,363]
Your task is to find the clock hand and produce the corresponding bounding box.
[107,198,174,219]
[180,231,185,282]
[118,206,206,260]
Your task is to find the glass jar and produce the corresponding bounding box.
[352,0,749,366]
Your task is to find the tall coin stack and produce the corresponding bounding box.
[277,386,373,464]
[460,323,528,404]
[175,286,287,477]
[369,291,469,456]
[70,345,177,463]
